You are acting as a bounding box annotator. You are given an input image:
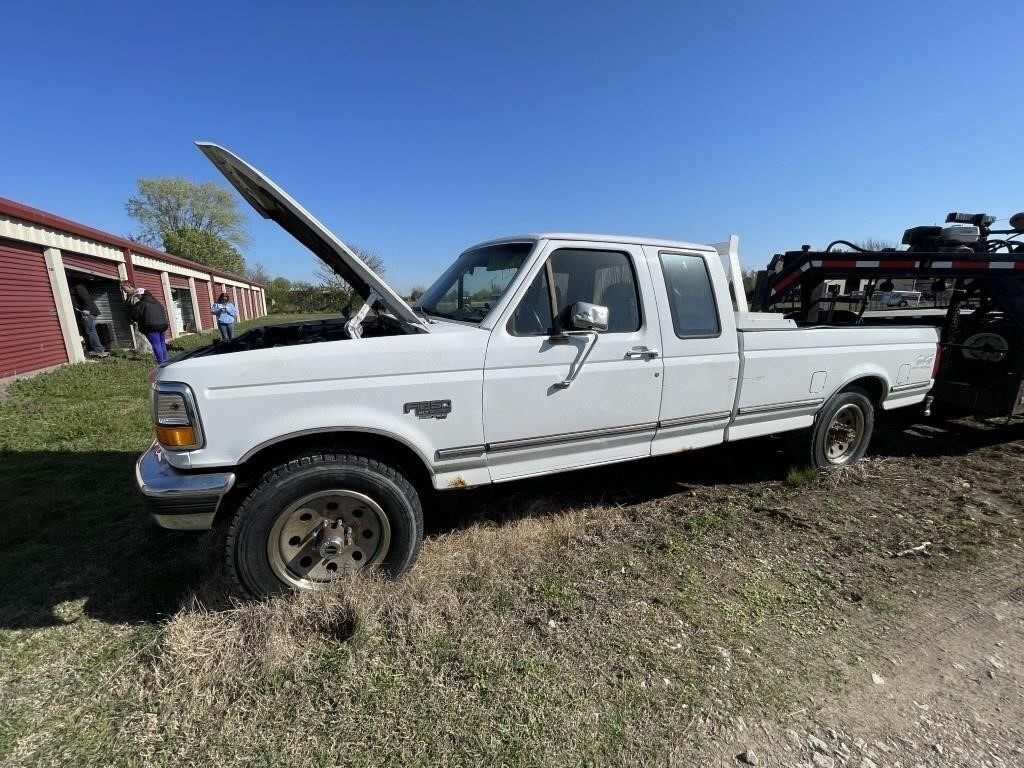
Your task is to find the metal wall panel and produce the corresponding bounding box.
[0,243,68,377]
[196,279,213,329]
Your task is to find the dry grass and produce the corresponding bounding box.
[114,489,856,766]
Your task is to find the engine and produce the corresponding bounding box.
[902,211,1021,254]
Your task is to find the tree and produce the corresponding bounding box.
[313,245,385,285]
[265,276,293,311]
[163,228,246,275]
[856,239,898,252]
[313,245,385,309]
[407,285,427,303]
[741,269,759,295]
[126,177,250,249]
[247,262,270,285]
[287,281,338,313]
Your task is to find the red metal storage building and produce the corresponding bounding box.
[0,196,266,378]
[0,242,68,378]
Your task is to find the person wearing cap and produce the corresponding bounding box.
[126,288,170,364]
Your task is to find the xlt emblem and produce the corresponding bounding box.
[404,400,452,420]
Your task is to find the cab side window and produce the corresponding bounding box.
[659,252,720,338]
[510,248,641,335]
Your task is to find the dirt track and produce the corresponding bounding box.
[696,418,1024,768]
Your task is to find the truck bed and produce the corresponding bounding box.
[727,324,940,441]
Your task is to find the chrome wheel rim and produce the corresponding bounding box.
[267,490,391,590]
[825,403,865,465]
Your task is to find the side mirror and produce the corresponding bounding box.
[567,301,608,332]
[551,302,607,390]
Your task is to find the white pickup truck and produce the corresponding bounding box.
[136,144,940,598]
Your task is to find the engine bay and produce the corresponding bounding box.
[173,315,407,360]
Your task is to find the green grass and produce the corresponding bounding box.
[0,313,332,763]
[0,318,1018,767]
[785,465,821,488]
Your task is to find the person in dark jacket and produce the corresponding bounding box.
[70,282,108,358]
[127,289,170,363]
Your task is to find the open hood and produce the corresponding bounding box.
[196,142,426,330]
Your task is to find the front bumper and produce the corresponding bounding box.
[135,441,236,530]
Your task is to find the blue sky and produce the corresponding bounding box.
[3,0,1022,292]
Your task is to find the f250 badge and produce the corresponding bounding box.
[404,400,452,419]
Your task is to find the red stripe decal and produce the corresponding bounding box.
[771,271,801,295]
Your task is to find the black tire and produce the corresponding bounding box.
[225,452,423,599]
[807,388,874,469]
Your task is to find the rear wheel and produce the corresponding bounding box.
[808,388,874,468]
[225,452,423,598]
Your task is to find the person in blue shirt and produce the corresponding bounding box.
[211,292,239,340]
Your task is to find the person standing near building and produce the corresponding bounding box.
[127,289,170,364]
[70,282,109,358]
[211,292,238,340]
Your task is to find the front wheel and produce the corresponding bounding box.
[807,388,875,468]
[225,452,424,598]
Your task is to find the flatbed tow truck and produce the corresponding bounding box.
[752,211,1024,419]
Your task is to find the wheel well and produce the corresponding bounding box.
[842,375,886,406]
[232,431,434,498]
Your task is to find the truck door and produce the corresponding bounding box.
[483,240,664,481]
[643,246,740,453]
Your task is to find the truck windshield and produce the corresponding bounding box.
[416,242,535,323]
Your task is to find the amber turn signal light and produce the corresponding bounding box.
[155,425,198,447]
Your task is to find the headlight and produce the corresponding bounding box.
[152,382,204,449]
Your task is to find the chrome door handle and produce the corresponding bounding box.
[625,347,659,360]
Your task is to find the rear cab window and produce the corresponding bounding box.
[659,252,720,338]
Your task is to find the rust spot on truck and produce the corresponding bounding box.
[447,476,469,489]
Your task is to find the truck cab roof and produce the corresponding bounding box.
[465,233,717,254]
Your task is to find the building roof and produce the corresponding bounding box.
[0,196,262,287]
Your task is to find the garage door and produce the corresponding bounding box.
[0,243,68,377]
[194,279,212,329]
[134,269,166,309]
[62,251,121,279]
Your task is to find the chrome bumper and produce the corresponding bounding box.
[135,442,236,530]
